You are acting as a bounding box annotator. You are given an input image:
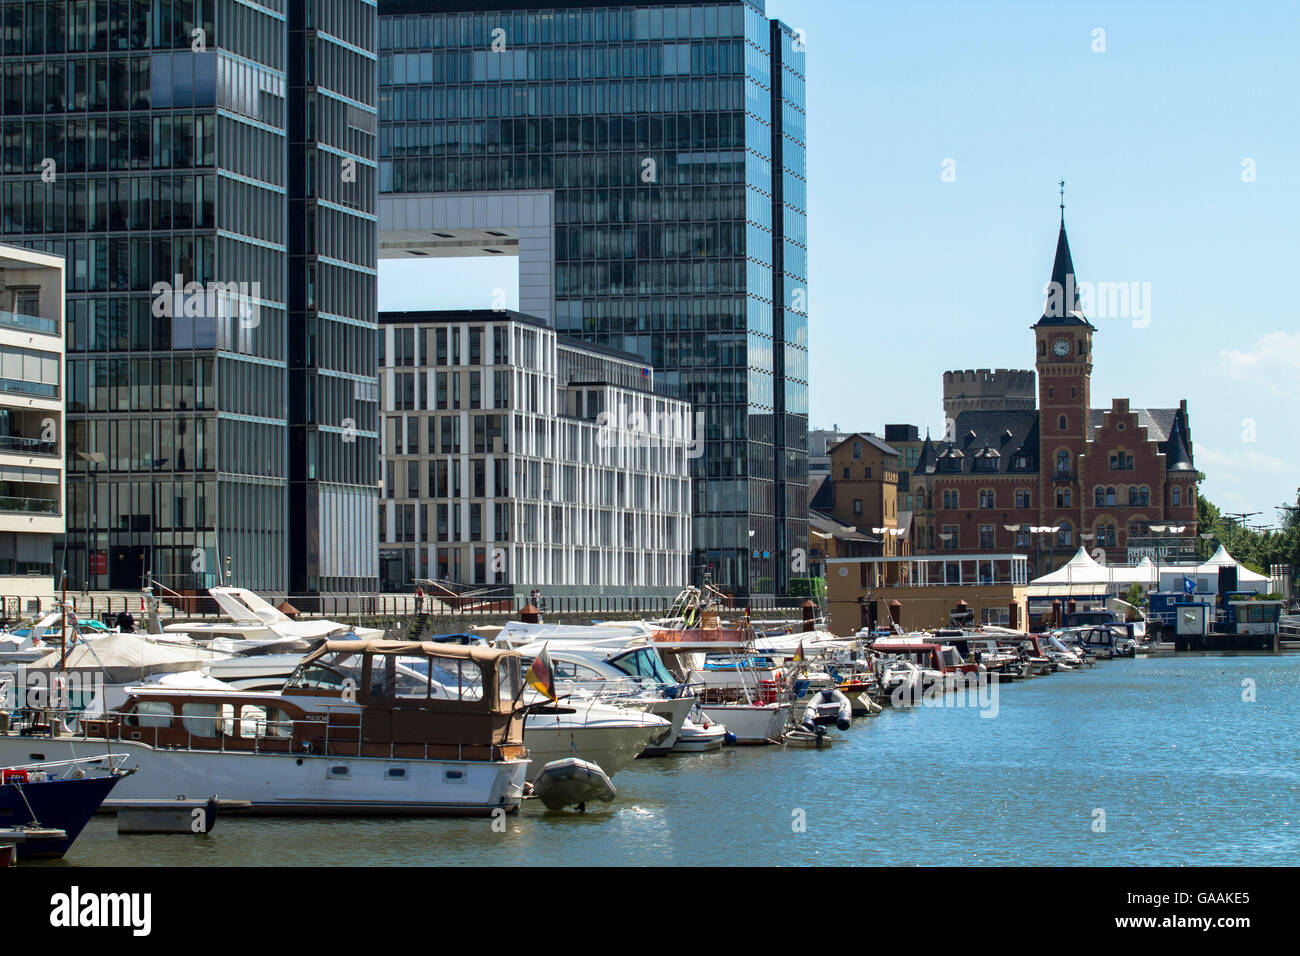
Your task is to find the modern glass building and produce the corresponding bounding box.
[376,0,809,595]
[0,1,379,596]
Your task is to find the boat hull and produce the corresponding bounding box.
[633,696,694,755]
[697,703,788,744]
[0,773,123,859]
[524,721,665,779]
[0,738,526,817]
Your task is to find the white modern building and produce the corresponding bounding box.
[377,310,693,599]
[0,245,65,612]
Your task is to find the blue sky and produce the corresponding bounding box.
[379,0,1300,526]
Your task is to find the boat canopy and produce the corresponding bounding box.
[287,639,523,713]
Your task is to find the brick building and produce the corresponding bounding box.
[811,433,909,557]
[910,218,1198,575]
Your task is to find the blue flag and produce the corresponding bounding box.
[1183,576,1196,595]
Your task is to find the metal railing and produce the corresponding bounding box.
[28,708,497,763]
[0,592,815,628]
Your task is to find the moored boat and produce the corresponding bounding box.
[0,755,130,859]
[0,640,530,816]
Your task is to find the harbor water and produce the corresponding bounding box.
[37,653,1300,866]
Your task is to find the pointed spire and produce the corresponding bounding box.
[1164,406,1195,472]
[916,435,938,474]
[1035,194,1094,328]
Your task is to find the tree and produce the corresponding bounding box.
[1196,487,1299,577]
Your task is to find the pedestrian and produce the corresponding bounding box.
[414,586,424,615]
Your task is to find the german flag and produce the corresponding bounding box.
[793,640,805,663]
[525,642,557,701]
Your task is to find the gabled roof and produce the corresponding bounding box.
[1085,405,1194,470]
[827,432,900,459]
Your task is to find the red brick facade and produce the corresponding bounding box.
[911,223,1198,574]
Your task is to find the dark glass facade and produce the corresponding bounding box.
[287,1,381,593]
[0,0,379,595]
[376,0,808,594]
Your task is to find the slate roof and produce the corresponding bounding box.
[912,404,1193,477]
[916,410,1040,475]
[1034,222,1095,329]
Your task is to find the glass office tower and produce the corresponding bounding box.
[286,2,381,594]
[376,0,809,595]
[0,0,379,596]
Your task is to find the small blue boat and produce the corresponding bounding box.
[0,758,130,860]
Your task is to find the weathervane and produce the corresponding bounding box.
[1059,180,1065,223]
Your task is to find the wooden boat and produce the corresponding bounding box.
[0,640,530,816]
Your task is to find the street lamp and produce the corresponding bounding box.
[75,450,106,595]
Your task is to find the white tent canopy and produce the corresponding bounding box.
[1196,545,1269,582]
[1029,548,1168,597]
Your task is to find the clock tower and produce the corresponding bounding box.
[1035,211,1095,559]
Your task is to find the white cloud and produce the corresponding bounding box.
[1217,332,1300,398]
[1197,444,1297,477]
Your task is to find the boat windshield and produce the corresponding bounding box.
[285,650,365,693]
[607,647,676,685]
[396,655,486,701]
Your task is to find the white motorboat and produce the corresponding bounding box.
[695,701,787,744]
[672,715,727,752]
[0,640,529,816]
[513,636,694,754]
[522,697,672,779]
[161,587,383,650]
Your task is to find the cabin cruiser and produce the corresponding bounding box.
[1056,625,1136,660]
[512,637,694,755]
[0,640,530,816]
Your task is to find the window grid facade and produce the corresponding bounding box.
[377,310,691,597]
[376,0,807,595]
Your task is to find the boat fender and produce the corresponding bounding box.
[723,731,737,745]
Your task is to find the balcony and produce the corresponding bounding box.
[0,378,58,399]
[0,435,57,456]
[1052,468,1074,481]
[0,495,59,514]
[0,310,58,336]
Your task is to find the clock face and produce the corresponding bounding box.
[1052,338,1071,357]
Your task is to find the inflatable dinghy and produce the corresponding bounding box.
[533,757,617,811]
[801,686,853,732]
[782,726,834,749]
